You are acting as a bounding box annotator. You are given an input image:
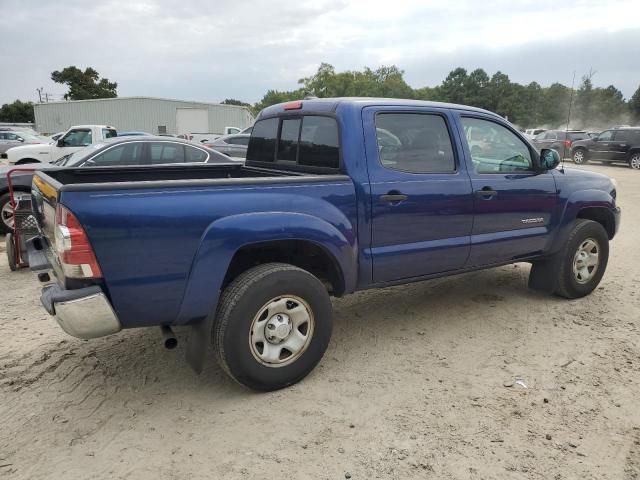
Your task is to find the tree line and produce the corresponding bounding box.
[248,63,640,130]
[2,64,639,129]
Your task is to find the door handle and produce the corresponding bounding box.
[476,187,497,198]
[380,192,408,203]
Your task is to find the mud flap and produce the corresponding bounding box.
[528,251,563,294]
[185,314,214,374]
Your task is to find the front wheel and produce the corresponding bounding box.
[629,152,640,170]
[555,219,609,299]
[572,148,587,164]
[212,263,333,391]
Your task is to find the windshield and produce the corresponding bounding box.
[55,143,106,166]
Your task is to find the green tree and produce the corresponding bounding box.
[51,66,117,100]
[540,82,571,127]
[221,98,250,107]
[630,84,640,122]
[0,100,35,123]
[574,72,595,124]
[439,67,469,104]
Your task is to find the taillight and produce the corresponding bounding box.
[54,204,102,278]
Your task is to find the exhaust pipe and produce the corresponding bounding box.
[160,325,178,350]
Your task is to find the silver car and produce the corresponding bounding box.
[203,133,250,159]
[0,131,49,155]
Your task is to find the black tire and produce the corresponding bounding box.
[15,159,40,165]
[554,219,609,299]
[6,233,18,271]
[629,152,640,170]
[0,192,13,234]
[572,148,587,164]
[213,263,333,391]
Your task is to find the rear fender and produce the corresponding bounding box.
[181,211,356,373]
[177,211,357,326]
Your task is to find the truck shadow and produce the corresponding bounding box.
[13,262,550,402]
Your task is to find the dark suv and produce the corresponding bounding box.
[571,127,640,169]
[531,130,590,158]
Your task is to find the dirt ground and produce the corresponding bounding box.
[0,163,638,480]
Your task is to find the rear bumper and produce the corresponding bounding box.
[40,284,121,339]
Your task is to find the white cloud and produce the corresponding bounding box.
[1,0,639,105]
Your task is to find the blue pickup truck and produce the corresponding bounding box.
[28,98,620,391]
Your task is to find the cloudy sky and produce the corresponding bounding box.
[2,0,639,105]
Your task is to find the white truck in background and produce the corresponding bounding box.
[3,125,117,165]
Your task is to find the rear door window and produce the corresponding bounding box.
[375,113,455,173]
[149,142,185,164]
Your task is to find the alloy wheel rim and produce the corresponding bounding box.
[572,238,600,284]
[631,155,640,169]
[574,151,584,163]
[249,295,314,367]
[1,193,29,229]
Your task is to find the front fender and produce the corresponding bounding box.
[550,188,617,252]
[176,211,357,326]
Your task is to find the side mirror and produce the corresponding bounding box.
[56,139,65,147]
[539,148,560,170]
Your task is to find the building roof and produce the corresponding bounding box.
[34,96,251,110]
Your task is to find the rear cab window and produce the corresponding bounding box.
[102,128,118,140]
[247,115,340,171]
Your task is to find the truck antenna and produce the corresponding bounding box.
[562,70,576,172]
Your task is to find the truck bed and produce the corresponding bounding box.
[41,163,308,189]
[31,164,357,329]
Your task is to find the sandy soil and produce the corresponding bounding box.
[0,163,638,480]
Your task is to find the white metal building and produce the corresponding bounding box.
[33,96,254,135]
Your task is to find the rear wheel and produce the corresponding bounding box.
[629,152,640,170]
[572,148,587,164]
[212,263,333,391]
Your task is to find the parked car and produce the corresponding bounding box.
[2,125,117,165]
[240,126,253,134]
[203,133,250,158]
[0,131,49,155]
[531,130,590,157]
[179,127,244,144]
[523,128,546,139]
[27,98,619,392]
[571,127,640,169]
[0,136,232,234]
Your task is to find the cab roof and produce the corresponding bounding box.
[258,97,501,120]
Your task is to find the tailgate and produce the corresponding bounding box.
[29,172,61,274]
